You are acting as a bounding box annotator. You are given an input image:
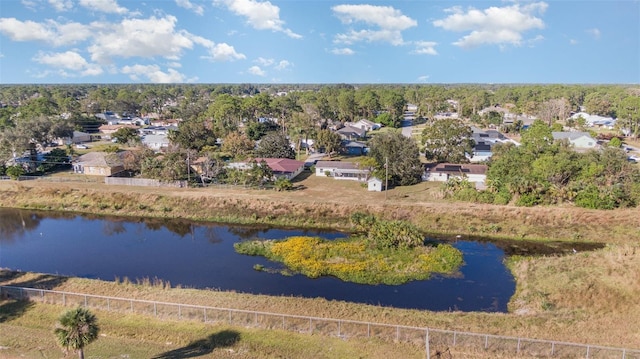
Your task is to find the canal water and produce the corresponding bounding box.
[0,208,515,312]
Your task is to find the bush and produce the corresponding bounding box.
[6,165,25,180]
[274,177,293,191]
[515,193,540,207]
[367,220,424,250]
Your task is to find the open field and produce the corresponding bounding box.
[0,175,639,357]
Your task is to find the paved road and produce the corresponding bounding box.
[401,118,414,138]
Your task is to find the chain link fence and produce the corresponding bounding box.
[1,285,638,359]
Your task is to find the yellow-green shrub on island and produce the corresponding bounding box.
[234,215,463,285]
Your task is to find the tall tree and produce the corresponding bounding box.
[368,131,422,186]
[54,307,99,359]
[315,129,342,157]
[168,119,217,151]
[254,132,295,159]
[617,96,640,138]
[421,119,474,163]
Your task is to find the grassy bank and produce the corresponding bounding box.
[1,177,639,355]
[0,177,639,244]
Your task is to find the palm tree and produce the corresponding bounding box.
[54,307,99,359]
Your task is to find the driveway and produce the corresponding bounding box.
[401,118,413,138]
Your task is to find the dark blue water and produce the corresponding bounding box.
[0,208,515,312]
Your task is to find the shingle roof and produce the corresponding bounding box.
[315,160,359,170]
[252,158,304,173]
[424,163,487,175]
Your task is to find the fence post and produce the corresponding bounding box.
[204,308,207,323]
[453,331,457,346]
[130,300,133,313]
[367,323,370,338]
[338,321,341,338]
[40,289,44,302]
[517,338,521,353]
[396,326,400,341]
[63,293,66,305]
[551,342,555,356]
[154,302,157,317]
[485,335,489,350]
[586,345,590,358]
[178,305,181,319]
[84,295,87,307]
[426,328,430,359]
[309,318,312,334]
[107,298,110,311]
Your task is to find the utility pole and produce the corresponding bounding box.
[385,156,388,200]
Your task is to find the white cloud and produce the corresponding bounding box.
[569,39,578,45]
[586,28,601,40]
[48,0,73,11]
[87,16,195,64]
[417,75,430,82]
[0,18,91,46]
[412,41,438,55]
[208,42,246,61]
[167,61,182,68]
[255,57,274,66]
[433,2,547,48]
[121,64,188,83]
[79,0,128,14]
[331,47,354,55]
[274,60,291,71]
[32,50,103,76]
[332,4,416,46]
[215,0,301,39]
[248,65,265,76]
[176,0,204,15]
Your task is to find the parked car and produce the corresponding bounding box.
[75,144,88,149]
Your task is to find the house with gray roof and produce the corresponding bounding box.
[552,131,598,150]
[315,160,369,182]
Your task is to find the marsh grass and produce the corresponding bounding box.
[235,236,461,285]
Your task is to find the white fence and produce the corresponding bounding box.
[1,285,638,359]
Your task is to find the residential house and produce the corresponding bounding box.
[569,112,616,128]
[228,158,305,180]
[73,151,126,176]
[95,111,119,124]
[336,125,366,141]
[98,124,138,137]
[552,131,598,150]
[423,163,488,188]
[349,119,381,132]
[57,130,91,145]
[141,134,170,151]
[341,140,367,156]
[315,160,369,182]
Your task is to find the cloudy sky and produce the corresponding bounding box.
[0,0,638,84]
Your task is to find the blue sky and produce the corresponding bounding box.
[0,0,638,84]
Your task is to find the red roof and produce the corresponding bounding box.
[252,158,304,173]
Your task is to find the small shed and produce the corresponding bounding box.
[367,177,383,192]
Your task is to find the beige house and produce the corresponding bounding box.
[73,152,125,176]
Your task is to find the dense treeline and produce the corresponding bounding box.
[444,120,640,209]
[1,83,639,208]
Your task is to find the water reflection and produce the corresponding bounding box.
[0,208,517,312]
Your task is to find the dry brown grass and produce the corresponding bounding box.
[1,177,639,244]
[1,177,640,352]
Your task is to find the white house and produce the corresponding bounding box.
[141,134,170,151]
[350,119,381,131]
[423,163,488,188]
[552,131,598,150]
[315,160,369,182]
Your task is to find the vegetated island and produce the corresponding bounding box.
[234,214,463,285]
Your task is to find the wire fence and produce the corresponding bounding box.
[1,285,638,359]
